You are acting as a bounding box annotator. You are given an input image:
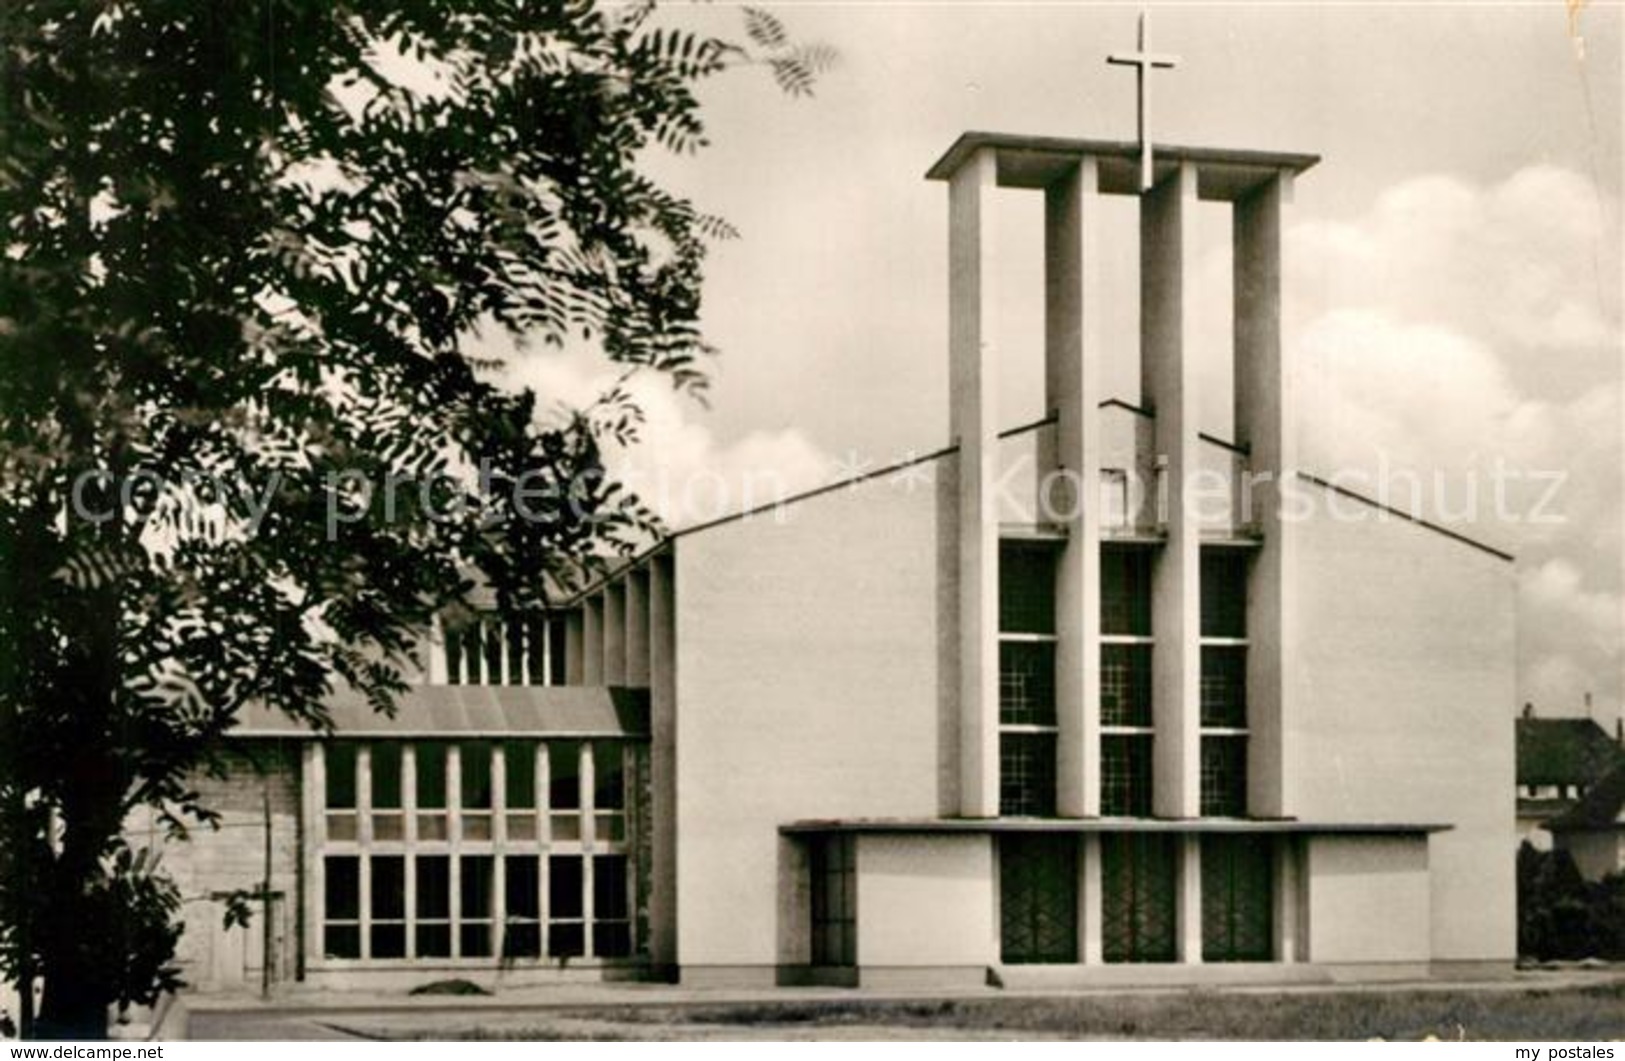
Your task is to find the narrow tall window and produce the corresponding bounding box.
[1101,547,1153,636]
[550,740,582,843]
[416,742,448,841]
[371,744,404,841]
[593,854,633,958]
[415,855,452,958]
[1201,550,1248,639]
[1101,545,1154,815]
[370,856,406,958]
[549,855,585,957]
[460,855,495,958]
[594,743,627,845]
[1101,734,1153,816]
[1200,547,1251,817]
[325,743,358,842]
[504,856,542,959]
[998,541,1059,817]
[504,741,538,842]
[460,741,493,841]
[810,836,856,967]
[323,855,361,959]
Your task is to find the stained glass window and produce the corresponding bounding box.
[1101,735,1154,817]
[1000,733,1058,817]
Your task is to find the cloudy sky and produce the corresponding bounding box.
[495,2,1623,724]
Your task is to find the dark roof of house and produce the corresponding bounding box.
[1547,761,1625,832]
[1516,717,1623,786]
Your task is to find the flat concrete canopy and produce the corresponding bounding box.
[231,684,651,739]
[926,132,1319,200]
[782,817,1450,836]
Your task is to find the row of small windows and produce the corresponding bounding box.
[317,740,640,964]
[998,545,1158,638]
[997,544,1249,641]
[323,740,628,845]
[440,613,569,686]
[996,542,1252,819]
[322,852,632,961]
[1521,783,1585,800]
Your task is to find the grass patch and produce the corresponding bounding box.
[513,982,1625,1041]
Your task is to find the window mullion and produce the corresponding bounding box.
[582,741,597,959]
[537,742,550,959]
[492,743,508,960]
[448,744,462,959]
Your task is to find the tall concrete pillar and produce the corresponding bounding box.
[1273,837,1301,962]
[1080,834,1104,964]
[302,745,323,972]
[625,569,650,687]
[563,609,585,685]
[1234,174,1294,818]
[648,555,678,971]
[949,147,1001,819]
[603,581,626,686]
[582,595,604,685]
[427,616,448,683]
[1043,158,1105,819]
[1143,164,1202,819]
[1177,834,1203,963]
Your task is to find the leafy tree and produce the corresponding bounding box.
[0,0,828,1038]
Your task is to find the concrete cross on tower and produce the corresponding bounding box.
[1107,11,1181,192]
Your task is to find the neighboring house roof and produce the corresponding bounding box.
[1548,762,1625,833]
[1516,718,1623,787]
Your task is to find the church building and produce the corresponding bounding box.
[146,105,1518,990]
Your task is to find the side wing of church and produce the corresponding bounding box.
[150,133,1516,993]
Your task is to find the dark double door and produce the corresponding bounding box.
[999,835,1078,964]
[999,833,1274,965]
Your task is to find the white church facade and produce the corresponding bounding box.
[146,129,1517,994]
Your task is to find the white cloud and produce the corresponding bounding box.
[1523,558,1623,658]
[1286,164,1623,719]
[1290,166,1620,357]
[1520,558,1625,719]
[491,344,833,531]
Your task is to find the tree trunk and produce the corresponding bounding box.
[34,969,107,1041]
[17,961,35,1040]
[33,837,113,1041]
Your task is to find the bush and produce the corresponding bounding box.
[1518,841,1625,960]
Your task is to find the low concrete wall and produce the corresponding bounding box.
[855,834,995,971]
[1304,835,1430,965]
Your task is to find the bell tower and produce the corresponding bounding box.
[928,55,1317,829]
